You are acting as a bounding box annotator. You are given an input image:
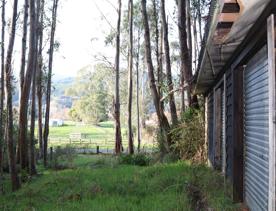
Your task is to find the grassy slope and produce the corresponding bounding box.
[0,155,239,211]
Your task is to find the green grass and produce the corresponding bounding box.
[44,121,155,149]
[48,121,120,139]
[0,155,239,211]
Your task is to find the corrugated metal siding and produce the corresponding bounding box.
[222,86,226,173]
[226,69,233,181]
[244,46,269,211]
[207,92,214,165]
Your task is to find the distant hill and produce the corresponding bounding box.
[52,77,74,97]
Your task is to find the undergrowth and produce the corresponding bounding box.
[0,155,239,211]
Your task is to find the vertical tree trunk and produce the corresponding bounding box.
[193,16,198,69]
[43,0,59,166]
[187,0,193,68]
[5,0,20,191]
[160,0,178,125]
[141,0,171,150]
[152,0,161,95]
[29,0,41,175]
[197,0,202,43]
[114,0,123,155]
[20,0,29,93]
[18,0,37,171]
[159,25,164,110]
[127,0,134,154]
[0,0,5,194]
[37,0,45,159]
[16,0,29,165]
[136,29,141,152]
[178,0,191,110]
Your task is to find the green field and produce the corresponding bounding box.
[46,121,155,150]
[0,155,239,211]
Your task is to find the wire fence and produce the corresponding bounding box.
[48,137,157,154]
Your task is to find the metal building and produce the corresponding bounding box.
[195,0,276,210]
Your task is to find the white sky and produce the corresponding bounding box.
[54,0,117,78]
[6,0,177,80]
[53,0,176,79]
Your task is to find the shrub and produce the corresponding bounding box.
[50,146,76,170]
[119,153,151,166]
[171,108,206,163]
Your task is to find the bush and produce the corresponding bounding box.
[50,146,76,170]
[119,153,151,166]
[171,108,206,163]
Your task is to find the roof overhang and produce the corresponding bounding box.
[195,0,271,94]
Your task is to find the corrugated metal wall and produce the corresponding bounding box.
[244,46,269,211]
[207,92,214,165]
[225,69,233,181]
[222,85,226,173]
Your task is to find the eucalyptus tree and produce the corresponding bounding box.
[0,0,5,194]
[37,0,45,159]
[18,0,38,171]
[5,0,20,191]
[114,0,123,154]
[43,0,59,166]
[127,0,134,154]
[178,0,192,110]
[141,0,171,150]
[160,0,178,125]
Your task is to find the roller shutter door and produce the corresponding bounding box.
[244,46,269,211]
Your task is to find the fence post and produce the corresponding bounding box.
[97,146,100,154]
[50,147,53,162]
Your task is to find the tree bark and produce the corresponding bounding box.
[178,0,191,110]
[187,0,192,65]
[136,29,141,152]
[20,0,29,93]
[152,0,161,95]
[18,0,37,171]
[16,0,29,165]
[127,0,134,154]
[114,0,123,155]
[43,0,59,166]
[37,0,45,159]
[0,0,5,194]
[5,0,20,191]
[160,0,178,126]
[141,0,171,150]
[29,0,41,175]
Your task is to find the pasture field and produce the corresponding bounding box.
[45,121,156,151]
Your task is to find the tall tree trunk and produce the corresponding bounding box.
[127,0,134,154]
[37,0,45,159]
[178,0,191,110]
[0,0,5,194]
[159,25,164,110]
[18,0,37,171]
[152,0,161,95]
[16,0,29,165]
[197,0,202,43]
[136,29,141,152]
[160,0,178,126]
[5,0,20,191]
[141,0,171,150]
[187,0,192,69]
[20,0,29,93]
[29,0,41,175]
[193,16,198,69]
[114,0,123,155]
[43,0,59,166]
